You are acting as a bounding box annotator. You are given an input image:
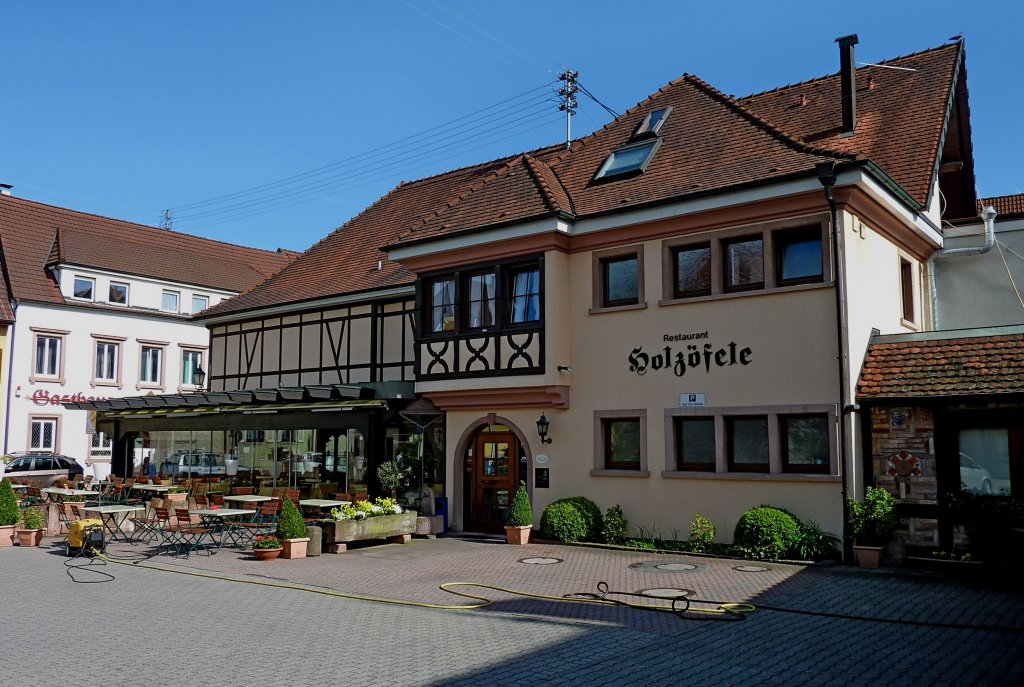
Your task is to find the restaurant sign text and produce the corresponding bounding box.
[629,331,752,377]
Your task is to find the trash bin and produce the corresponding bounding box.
[435,496,448,534]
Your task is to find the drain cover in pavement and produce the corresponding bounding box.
[733,565,770,572]
[638,588,694,598]
[519,557,562,565]
[629,560,700,573]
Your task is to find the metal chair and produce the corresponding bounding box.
[172,508,214,558]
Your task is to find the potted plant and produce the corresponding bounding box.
[321,498,416,553]
[252,534,283,561]
[165,485,188,506]
[505,481,533,545]
[16,507,46,547]
[0,478,19,547]
[848,486,899,568]
[277,497,309,559]
[377,459,411,499]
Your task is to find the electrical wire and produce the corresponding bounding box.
[577,81,619,118]
[171,92,555,222]
[173,112,563,231]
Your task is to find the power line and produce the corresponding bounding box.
[577,81,619,118]
[172,97,557,224]
[173,113,564,232]
[171,83,554,213]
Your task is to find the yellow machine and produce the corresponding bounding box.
[67,518,105,556]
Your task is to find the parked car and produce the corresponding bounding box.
[1,453,85,486]
[175,452,226,476]
[959,452,993,494]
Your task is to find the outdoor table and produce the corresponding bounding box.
[190,508,252,550]
[41,487,95,502]
[299,499,351,516]
[132,484,173,493]
[82,504,145,543]
[223,494,274,505]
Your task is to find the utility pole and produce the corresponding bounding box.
[558,68,579,150]
[161,209,173,230]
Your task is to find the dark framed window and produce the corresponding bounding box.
[595,139,661,179]
[723,237,764,292]
[601,255,639,307]
[429,277,456,333]
[73,276,94,300]
[676,417,716,471]
[464,271,496,329]
[634,107,672,137]
[775,227,823,286]
[109,282,128,305]
[508,265,541,324]
[900,258,915,323]
[672,243,712,298]
[603,418,641,470]
[726,416,769,472]
[780,414,830,473]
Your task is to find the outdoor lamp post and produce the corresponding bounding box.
[537,414,552,444]
[192,365,206,391]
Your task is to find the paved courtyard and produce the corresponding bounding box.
[4,535,1024,686]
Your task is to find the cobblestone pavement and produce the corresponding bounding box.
[4,535,1024,686]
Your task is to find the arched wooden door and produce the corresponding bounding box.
[466,425,524,533]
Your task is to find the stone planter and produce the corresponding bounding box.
[281,537,310,559]
[16,529,44,547]
[905,556,985,580]
[505,525,532,545]
[0,524,16,547]
[320,511,417,553]
[415,515,444,538]
[253,547,282,561]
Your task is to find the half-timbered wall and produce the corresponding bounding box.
[208,299,416,391]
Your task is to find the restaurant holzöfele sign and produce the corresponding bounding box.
[628,331,752,377]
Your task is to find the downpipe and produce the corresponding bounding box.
[929,205,997,329]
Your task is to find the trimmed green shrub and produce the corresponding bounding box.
[566,496,603,541]
[688,513,715,552]
[277,496,307,540]
[790,520,840,561]
[507,481,533,527]
[540,501,588,543]
[0,479,18,527]
[848,486,898,546]
[733,505,801,560]
[602,505,628,545]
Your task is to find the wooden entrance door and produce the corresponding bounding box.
[470,431,520,533]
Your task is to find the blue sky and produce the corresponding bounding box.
[3,1,1022,252]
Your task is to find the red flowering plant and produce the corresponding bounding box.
[252,534,282,550]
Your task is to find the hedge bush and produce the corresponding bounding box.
[540,501,588,543]
[602,505,628,545]
[277,496,307,540]
[688,513,715,552]
[733,505,801,560]
[0,479,18,527]
[564,496,603,542]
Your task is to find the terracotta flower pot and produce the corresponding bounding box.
[281,537,310,559]
[505,525,532,545]
[0,524,15,547]
[16,529,44,547]
[253,547,283,561]
[854,544,884,569]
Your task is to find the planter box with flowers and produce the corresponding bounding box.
[320,498,417,553]
[252,535,283,561]
[17,507,46,547]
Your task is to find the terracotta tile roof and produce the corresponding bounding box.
[205,40,964,317]
[979,194,1024,220]
[0,194,293,307]
[740,42,962,207]
[858,330,1024,398]
[0,257,13,323]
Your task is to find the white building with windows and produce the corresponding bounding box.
[0,190,293,475]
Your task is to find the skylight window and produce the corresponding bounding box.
[595,139,661,180]
[634,107,671,137]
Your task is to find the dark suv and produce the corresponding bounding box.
[2,453,85,486]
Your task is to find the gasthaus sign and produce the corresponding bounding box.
[628,331,753,377]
